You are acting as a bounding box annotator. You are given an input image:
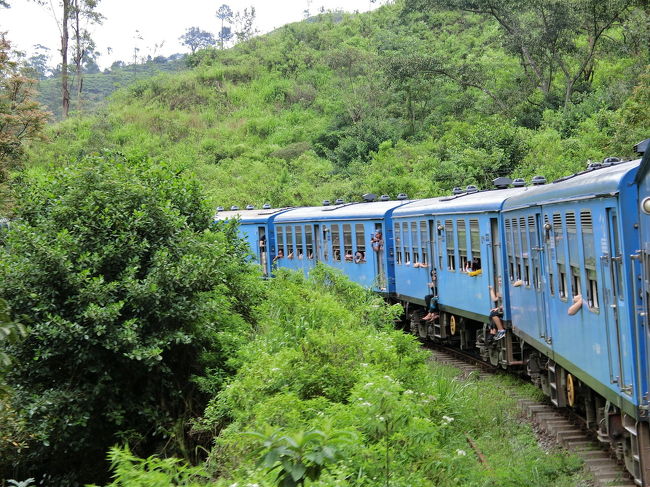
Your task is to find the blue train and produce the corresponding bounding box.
[216,138,650,485]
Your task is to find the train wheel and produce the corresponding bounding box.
[566,373,575,407]
[449,315,456,335]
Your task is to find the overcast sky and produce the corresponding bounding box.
[1,0,380,69]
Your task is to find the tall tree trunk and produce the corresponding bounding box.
[61,0,70,118]
[74,0,83,112]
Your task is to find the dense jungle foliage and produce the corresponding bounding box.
[1,0,649,484]
[19,0,650,210]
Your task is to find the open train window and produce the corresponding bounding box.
[580,212,597,309]
[331,224,341,261]
[286,226,295,258]
[355,224,365,262]
[420,221,428,266]
[402,222,411,264]
[457,219,468,271]
[528,216,540,290]
[519,217,530,286]
[394,222,402,264]
[554,213,568,300]
[445,219,455,271]
[277,226,285,257]
[411,222,419,265]
[305,225,314,259]
[566,212,581,298]
[513,218,522,281]
[469,219,481,269]
[295,225,304,259]
[505,219,514,281]
[437,220,444,269]
[343,224,352,262]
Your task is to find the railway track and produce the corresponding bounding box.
[427,345,636,487]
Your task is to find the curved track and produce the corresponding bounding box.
[427,344,636,487]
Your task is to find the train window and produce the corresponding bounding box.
[528,216,540,290]
[519,217,530,286]
[553,213,568,300]
[395,222,402,264]
[331,224,341,261]
[343,224,353,261]
[505,219,514,281]
[355,224,365,262]
[411,222,419,264]
[277,226,285,257]
[611,213,624,300]
[295,225,304,259]
[445,219,455,271]
[544,215,555,295]
[470,219,480,269]
[437,220,444,269]
[513,218,522,281]
[286,226,295,258]
[457,219,467,271]
[305,225,314,259]
[420,221,428,266]
[566,212,581,298]
[580,211,597,309]
[402,222,411,264]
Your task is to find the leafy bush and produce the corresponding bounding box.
[0,154,260,484]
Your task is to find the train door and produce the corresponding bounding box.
[258,226,268,277]
[489,218,503,305]
[601,208,630,394]
[373,223,386,290]
[428,220,437,295]
[314,224,322,261]
[531,212,550,341]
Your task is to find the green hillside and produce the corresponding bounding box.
[25,3,650,210]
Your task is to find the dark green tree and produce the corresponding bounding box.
[0,154,260,484]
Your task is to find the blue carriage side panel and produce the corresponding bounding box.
[504,160,643,417]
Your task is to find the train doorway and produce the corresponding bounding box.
[258,226,268,277]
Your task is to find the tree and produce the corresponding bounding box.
[407,0,637,107]
[0,35,49,182]
[179,26,216,54]
[70,0,104,112]
[0,154,260,484]
[216,4,234,48]
[233,6,258,43]
[24,44,51,79]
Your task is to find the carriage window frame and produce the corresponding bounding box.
[305,224,314,259]
[580,210,598,311]
[411,222,420,265]
[331,224,341,262]
[445,219,455,271]
[513,218,522,281]
[457,219,468,272]
[355,223,366,262]
[544,215,555,296]
[420,221,428,266]
[276,225,285,257]
[553,213,568,301]
[505,219,514,281]
[528,216,541,290]
[394,222,402,265]
[437,220,444,269]
[343,223,353,262]
[565,212,581,299]
[402,222,411,265]
[519,217,530,286]
[469,219,480,269]
[295,225,304,259]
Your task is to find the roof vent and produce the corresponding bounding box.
[335,198,345,204]
[396,193,408,200]
[362,193,377,202]
[587,162,602,170]
[262,203,271,209]
[452,187,464,195]
[246,204,255,210]
[230,205,239,211]
[216,206,224,212]
[323,200,330,206]
[492,177,512,189]
[531,176,546,186]
[512,178,526,187]
[466,185,478,193]
[379,194,390,201]
[635,138,649,155]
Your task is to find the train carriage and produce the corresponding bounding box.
[214,205,292,277]
[273,198,410,293]
[504,158,650,484]
[391,184,527,365]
